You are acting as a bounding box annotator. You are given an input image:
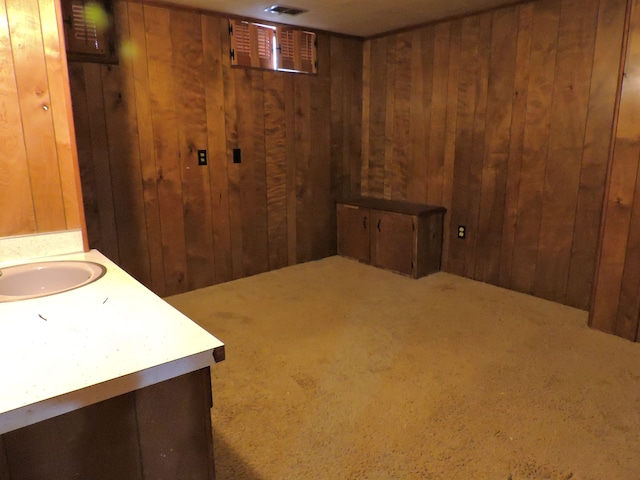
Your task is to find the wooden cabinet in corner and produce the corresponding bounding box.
[337,197,446,278]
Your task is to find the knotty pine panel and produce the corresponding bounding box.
[69,1,363,296]
[1,0,84,238]
[0,0,35,237]
[361,0,625,310]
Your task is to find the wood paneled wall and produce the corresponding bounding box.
[591,0,640,341]
[0,0,84,238]
[361,0,627,310]
[69,1,362,296]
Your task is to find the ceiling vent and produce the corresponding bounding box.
[264,4,308,15]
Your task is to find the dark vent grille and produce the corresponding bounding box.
[265,4,308,15]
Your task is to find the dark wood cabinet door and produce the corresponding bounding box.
[0,438,10,480]
[370,210,415,275]
[2,394,143,480]
[0,369,215,480]
[337,204,370,263]
[136,368,215,480]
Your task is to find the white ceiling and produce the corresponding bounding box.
[160,0,520,37]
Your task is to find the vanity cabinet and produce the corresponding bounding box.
[337,197,446,278]
[0,368,215,480]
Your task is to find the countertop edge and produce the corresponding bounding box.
[0,349,215,435]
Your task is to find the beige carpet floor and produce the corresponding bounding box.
[166,256,640,480]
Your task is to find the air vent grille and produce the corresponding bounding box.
[264,4,308,15]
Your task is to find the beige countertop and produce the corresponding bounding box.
[0,250,224,435]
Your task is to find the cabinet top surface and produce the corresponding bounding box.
[0,249,224,434]
[338,197,447,216]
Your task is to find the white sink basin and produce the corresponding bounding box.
[0,260,106,302]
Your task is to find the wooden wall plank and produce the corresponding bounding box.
[510,0,561,294]
[534,0,600,304]
[440,19,462,272]
[0,0,35,237]
[83,63,120,262]
[310,33,334,258]
[6,0,66,232]
[475,7,518,284]
[391,32,411,200]
[249,71,270,274]
[427,23,450,206]
[127,1,165,295]
[591,0,640,337]
[68,64,102,251]
[420,28,435,204]
[360,40,371,195]
[382,38,397,199]
[294,73,312,262]
[421,27,436,204]
[448,15,481,276]
[617,153,640,339]
[406,28,427,203]
[568,0,628,309]
[601,0,639,338]
[367,37,387,197]
[346,38,363,197]
[330,36,345,199]
[100,3,151,286]
[284,73,297,265]
[499,3,534,289]
[39,0,82,231]
[171,9,215,290]
[220,17,244,280]
[463,12,492,279]
[264,72,288,270]
[234,68,257,276]
[202,14,232,284]
[144,4,188,295]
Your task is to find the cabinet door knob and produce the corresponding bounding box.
[363,216,367,229]
[377,219,381,232]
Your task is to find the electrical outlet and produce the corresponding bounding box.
[197,150,207,166]
[458,225,466,239]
